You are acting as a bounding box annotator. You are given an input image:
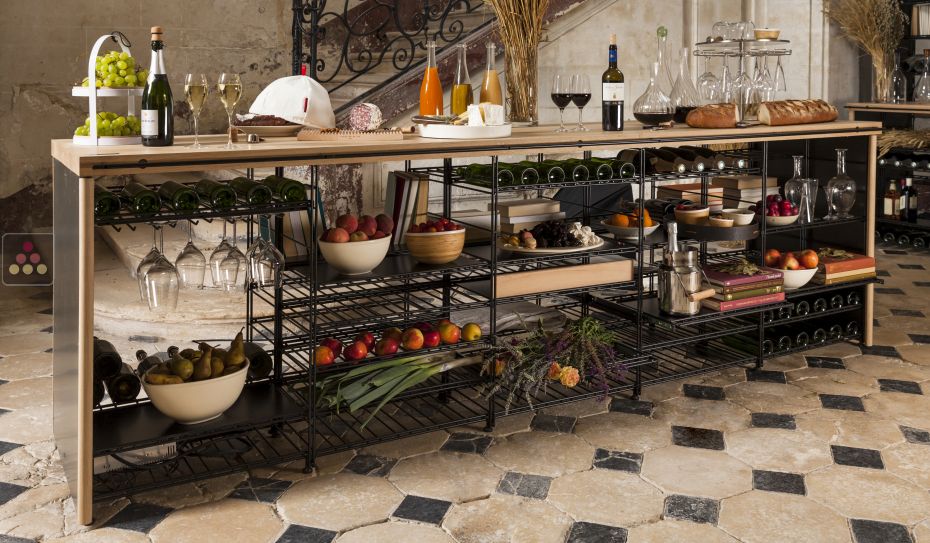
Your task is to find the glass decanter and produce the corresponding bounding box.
[914,49,930,103]
[654,26,674,96]
[783,155,805,207]
[633,62,674,127]
[670,47,700,123]
[825,148,856,220]
[890,50,907,103]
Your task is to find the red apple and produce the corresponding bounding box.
[438,322,461,345]
[343,340,368,361]
[358,215,378,237]
[314,345,334,366]
[335,214,358,234]
[371,230,386,239]
[374,337,399,356]
[798,249,819,270]
[780,254,801,271]
[408,224,421,233]
[355,331,376,350]
[414,322,434,333]
[422,329,441,348]
[324,227,350,243]
[349,231,369,242]
[319,338,343,358]
[376,213,394,234]
[401,328,425,350]
[436,318,453,327]
[764,249,781,267]
[382,327,403,342]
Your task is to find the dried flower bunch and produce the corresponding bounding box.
[483,316,627,412]
[486,0,550,123]
[878,129,930,157]
[715,258,764,276]
[824,0,907,101]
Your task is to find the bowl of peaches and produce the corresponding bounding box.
[601,209,660,240]
[763,248,819,289]
[318,213,393,275]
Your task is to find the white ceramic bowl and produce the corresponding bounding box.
[673,207,710,225]
[765,214,799,227]
[318,234,392,275]
[721,208,755,226]
[600,220,661,239]
[142,360,249,424]
[764,266,817,289]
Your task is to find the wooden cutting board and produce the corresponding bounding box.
[297,128,405,141]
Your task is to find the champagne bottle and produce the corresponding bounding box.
[93,379,105,408]
[105,362,142,404]
[264,175,307,202]
[229,177,273,205]
[141,26,174,146]
[93,337,124,381]
[94,185,121,217]
[195,179,238,209]
[601,34,625,131]
[121,182,161,215]
[157,181,200,211]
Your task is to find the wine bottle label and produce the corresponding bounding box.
[141,110,159,137]
[884,199,893,216]
[602,82,624,102]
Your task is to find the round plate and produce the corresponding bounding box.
[234,124,302,137]
[418,123,512,139]
[501,237,605,254]
[600,220,661,239]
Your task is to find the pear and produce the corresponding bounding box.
[211,357,225,378]
[147,373,183,385]
[226,329,246,367]
[169,357,194,381]
[213,348,229,365]
[193,345,214,381]
[179,348,198,360]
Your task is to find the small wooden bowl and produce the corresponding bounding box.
[674,207,710,225]
[754,28,780,40]
[405,229,466,265]
[708,216,734,228]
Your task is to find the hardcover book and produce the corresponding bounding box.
[703,267,784,287]
[702,291,786,312]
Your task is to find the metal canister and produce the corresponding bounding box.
[658,222,715,315]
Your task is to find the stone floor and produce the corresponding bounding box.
[1,247,929,543]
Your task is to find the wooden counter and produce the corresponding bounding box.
[846,102,930,117]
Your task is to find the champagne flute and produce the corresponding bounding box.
[551,74,571,132]
[217,73,242,149]
[184,74,208,149]
[570,74,591,132]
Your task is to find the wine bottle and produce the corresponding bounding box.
[645,149,688,174]
[897,232,912,247]
[141,26,174,146]
[794,300,811,317]
[912,233,928,249]
[229,177,273,205]
[846,291,861,306]
[659,147,706,172]
[885,181,900,220]
[463,164,515,186]
[105,362,142,404]
[813,298,827,313]
[762,309,775,323]
[546,160,589,182]
[244,342,273,379]
[678,145,742,169]
[121,182,161,215]
[93,379,105,408]
[883,231,898,244]
[601,34,625,131]
[828,324,843,340]
[777,305,792,320]
[157,181,200,211]
[93,337,124,381]
[812,327,828,344]
[773,333,792,352]
[899,179,909,221]
[845,320,860,338]
[135,349,163,377]
[94,185,121,217]
[503,163,540,185]
[520,161,565,183]
[829,294,844,310]
[195,179,238,209]
[904,177,919,222]
[264,175,307,202]
[583,159,615,180]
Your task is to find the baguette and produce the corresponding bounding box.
[685,103,738,128]
[758,99,837,126]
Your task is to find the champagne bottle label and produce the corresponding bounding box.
[603,82,624,101]
[141,110,159,137]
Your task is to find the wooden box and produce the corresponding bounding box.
[495,257,633,298]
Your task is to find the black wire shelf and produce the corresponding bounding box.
[782,277,881,299]
[763,215,865,234]
[877,217,930,232]
[607,296,790,329]
[463,239,638,268]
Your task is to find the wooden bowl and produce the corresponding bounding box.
[708,216,734,228]
[674,207,710,225]
[405,229,466,264]
[754,28,781,40]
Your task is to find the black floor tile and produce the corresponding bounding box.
[497,471,551,500]
[820,394,865,411]
[531,413,576,433]
[914,281,930,287]
[881,250,908,256]
[746,369,787,383]
[0,482,28,506]
[752,470,806,495]
[683,384,725,400]
[104,503,173,533]
[565,521,628,543]
[593,449,643,473]
[0,535,35,543]
[831,445,884,469]
[805,356,845,369]
[275,524,337,543]
[39,325,52,333]
[671,426,725,451]
[876,270,891,277]
[441,432,493,454]
[228,478,293,503]
[751,413,796,430]
[900,425,930,444]
[898,263,925,270]
[878,379,923,395]
[890,308,925,318]
[850,518,914,543]
[609,397,654,416]
[37,307,52,315]
[0,441,20,457]
[908,334,930,345]
[663,494,719,524]
[342,454,397,477]
[875,287,906,294]
[0,379,7,386]
[392,495,451,524]
[860,345,901,358]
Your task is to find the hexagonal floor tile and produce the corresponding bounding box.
[627,520,739,543]
[336,521,455,543]
[863,393,930,430]
[443,494,572,543]
[845,355,930,383]
[484,429,594,477]
[915,520,930,543]
[724,381,821,416]
[547,469,663,527]
[719,491,849,543]
[389,451,503,502]
[276,472,403,532]
[148,499,283,543]
[883,442,930,489]
[361,431,449,459]
[574,412,671,453]
[652,397,751,434]
[807,465,930,525]
[641,446,752,499]
[787,367,877,397]
[725,427,833,472]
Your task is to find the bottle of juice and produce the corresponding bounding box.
[451,44,473,116]
[479,42,503,106]
[420,40,443,115]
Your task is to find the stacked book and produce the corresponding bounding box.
[811,250,876,285]
[493,198,565,233]
[702,266,785,312]
[711,175,779,209]
[656,183,724,210]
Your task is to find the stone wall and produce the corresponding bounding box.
[0,0,292,234]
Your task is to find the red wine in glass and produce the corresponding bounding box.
[551,93,573,108]
[571,93,591,107]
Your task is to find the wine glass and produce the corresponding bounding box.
[774,55,787,93]
[143,228,179,313]
[720,53,732,103]
[551,74,571,132]
[248,231,285,289]
[697,57,720,103]
[184,74,208,149]
[570,74,591,131]
[175,220,206,288]
[220,221,247,292]
[217,73,242,149]
[209,221,233,287]
[136,225,161,301]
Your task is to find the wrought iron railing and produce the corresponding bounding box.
[292,0,492,111]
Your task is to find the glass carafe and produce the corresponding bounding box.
[915,49,930,103]
[891,50,907,103]
[451,44,472,116]
[670,47,700,123]
[654,26,674,96]
[419,40,443,115]
[633,62,674,127]
[825,149,856,220]
[783,155,805,207]
[479,42,503,105]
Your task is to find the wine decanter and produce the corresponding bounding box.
[915,49,930,103]
[890,50,907,103]
[670,47,700,123]
[783,156,805,207]
[825,148,856,220]
[654,26,674,96]
[785,156,820,224]
[633,62,674,127]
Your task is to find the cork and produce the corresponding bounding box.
[151,26,163,40]
[610,34,617,45]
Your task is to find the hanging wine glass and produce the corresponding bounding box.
[633,62,675,127]
[250,238,285,289]
[143,229,179,313]
[720,53,733,103]
[670,47,701,123]
[697,57,720,104]
[136,225,161,302]
[209,221,233,287]
[175,220,206,289]
[219,221,247,292]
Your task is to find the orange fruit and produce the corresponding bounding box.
[610,214,629,227]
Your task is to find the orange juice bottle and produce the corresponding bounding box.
[419,40,443,116]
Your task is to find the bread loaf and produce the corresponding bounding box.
[685,103,738,128]
[758,99,837,126]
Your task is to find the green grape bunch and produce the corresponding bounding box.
[80,50,148,89]
[74,111,142,138]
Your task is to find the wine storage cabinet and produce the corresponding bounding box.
[51,122,882,524]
